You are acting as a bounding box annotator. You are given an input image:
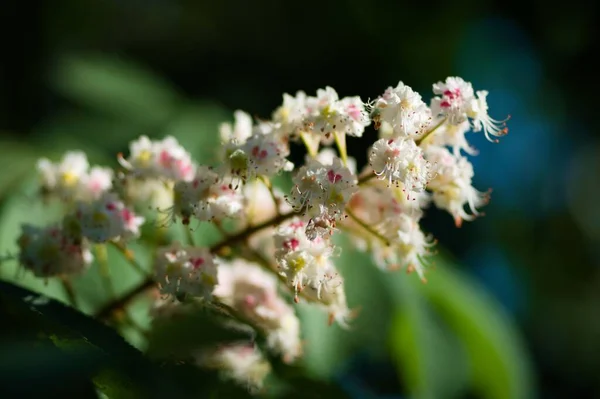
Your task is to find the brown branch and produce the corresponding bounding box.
[209,210,296,254]
[95,277,156,320]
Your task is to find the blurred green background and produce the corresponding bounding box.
[1,0,599,398]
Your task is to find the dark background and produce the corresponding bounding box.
[1,1,599,397]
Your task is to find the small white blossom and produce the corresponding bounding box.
[272,90,308,137]
[114,173,174,211]
[467,90,509,142]
[303,87,370,141]
[370,82,432,138]
[214,260,302,362]
[171,166,243,224]
[17,224,92,277]
[81,166,113,200]
[369,220,434,281]
[286,160,327,213]
[369,138,431,196]
[200,182,245,221]
[219,110,253,144]
[74,193,144,242]
[431,76,475,124]
[243,180,285,226]
[224,133,293,181]
[37,151,89,200]
[315,148,357,175]
[274,218,345,311]
[287,157,357,239]
[344,181,426,242]
[288,158,356,215]
[336,96,371,137]
[154,243,218,299]
[199,344,271,392]
[425,146,490,226]
[118,135,195,181]
[422,119,477,156]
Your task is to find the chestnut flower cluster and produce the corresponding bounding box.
[15,76,508,392]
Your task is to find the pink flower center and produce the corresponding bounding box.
[121,208,134,223]
[243,295,257,308]
[346,104,361,121]
[327,169,342,184]
[89,179,102,192]
[251,146,268,160]
[290,220,305,230]
[284,238,300,251]
[189,257,204,269]
[443,89,461,99]
[174,159,193,179]
[159,150,173,167]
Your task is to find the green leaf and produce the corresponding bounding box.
[0,280,232,398]
[146,307,252,359]
[387,274,469,399]
[50,54,183,126]
[31,110,144,159]
[417,257,535,399]
[0,139,46,199]
[162,101,231,165]
[0,280,147,397]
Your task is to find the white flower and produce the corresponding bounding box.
[200,344,271,392]
[219,110,253,144]
[199,182,244,221]
[344,180,427,244]
[37,151,89,200]
[274,218,337,299]
[274,218,313,255]
[214,260,302,362]
[422,119,477,156]
[371,82,432,138]
[337,96,371,137]
[287,157,357,239]
[467,90,509,142]
[114,173,174,210]
[243,133,293,178]
[80,166,113,200]
[425,146,490,226]
[172,167,218,224]
[315,148,357,175]
[303,87,370,140]
[432,184,490,227]
[425,146,473,188]
[272,90,308,137]
[171,166,243,224]
[119,135,154,172]
[394,214,434,280]
[286,159,327,213]
[369,138,431,196]
[118,135,195,181]
[154,243,218,299]
[289,157,356,214]
[17,224,92,277]
[243,180,290,226]
[74,192,144,242]
[369,216,434,281]
[431,76,475,124]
